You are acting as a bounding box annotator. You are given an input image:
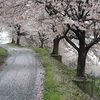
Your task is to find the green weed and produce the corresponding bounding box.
[35,48,94,100]
[0,47,7,64]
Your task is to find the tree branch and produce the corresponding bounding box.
[86,37,100,51]
[67,24,82,40]
[65,36,79,52]
[56,27,70,41]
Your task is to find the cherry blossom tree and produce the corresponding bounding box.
[0,0,32,45]
[45,0,100,78]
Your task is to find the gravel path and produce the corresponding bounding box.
[0,45,44,100]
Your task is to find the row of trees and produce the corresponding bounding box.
[44,0,100,78]
[0,0,33,45]
[0,0,100,78]
[0,0,50,46]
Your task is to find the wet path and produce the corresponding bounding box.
[0,45,44,100]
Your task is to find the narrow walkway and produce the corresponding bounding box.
[0,45,44,100]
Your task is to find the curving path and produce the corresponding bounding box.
[0,45,44,100]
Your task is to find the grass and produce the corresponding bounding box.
[79,76,100,97]
[0,47,8,65]
[35,48,93,100]
[93,78,100,97]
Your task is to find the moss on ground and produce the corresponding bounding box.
[0,47,8,65]
[35,48,93,100]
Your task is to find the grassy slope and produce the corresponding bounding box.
[35,48,92,100]
[0,47,8,65]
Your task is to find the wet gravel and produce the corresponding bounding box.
[0,45,44,100]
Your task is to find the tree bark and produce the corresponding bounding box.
[76,31,87,77]
[52,28,69,55]
[12,38,15,43]
[40,40,44,48]
[86,0,89,4]
[16,36,20,45]
[52,36,60,54]
[16,31,20,45]
[77,50,87,77]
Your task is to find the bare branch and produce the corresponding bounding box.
[86,37,100,51]
[65,36,79,52]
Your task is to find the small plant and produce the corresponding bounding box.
[0,47,7,64]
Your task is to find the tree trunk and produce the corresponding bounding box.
[77,49,87,77]
[40,40,44,48]
[52,37,59,54]
[16,36,20,45]
[76,31,88,77]
[86,0,89,4]
[12,38,15,43]
[16,32,20,45]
